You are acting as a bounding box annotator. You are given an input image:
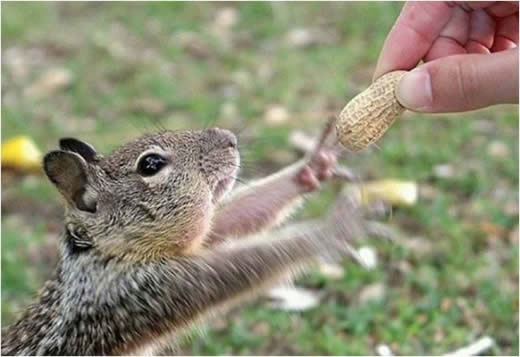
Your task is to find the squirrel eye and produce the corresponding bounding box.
[137,153,167,176]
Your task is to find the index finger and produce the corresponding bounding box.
[373,2,455,80]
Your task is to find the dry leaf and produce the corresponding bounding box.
[214,7,238,29]
[318,262,345,280]
[487,140,510,158]
[509,225,519,244]
[286,28,315,48]
[433,164,455,179]
[402,237,433,255]
[289,130,316,152]
[443,336,495,356]
[376,344,394,356]
[358,282,385,303]
[264,105,290,126]
[480,221,505,237]
[176,32,213,59]
[266,285,322,311]
[25,68,73,99]
[358,246,378,269]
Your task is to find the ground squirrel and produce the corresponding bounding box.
[1,122,365,355]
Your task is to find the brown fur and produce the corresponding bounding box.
[1,126,364,355]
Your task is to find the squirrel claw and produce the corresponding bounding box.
[295,166,321,192]
[294,117,340,192]
[295,150,337,192]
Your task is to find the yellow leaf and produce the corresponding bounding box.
[2,136,42,172]
[359,179,418,206]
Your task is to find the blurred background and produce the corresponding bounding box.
[1,2,518,355]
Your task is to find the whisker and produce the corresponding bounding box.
[231,164,265,178]
[232,120,251,137]
[202,114,219,131]
[127,116,149,135]
[311,115,337,157]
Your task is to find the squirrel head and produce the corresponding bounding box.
[44,128,239,260]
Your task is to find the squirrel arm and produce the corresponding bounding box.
[104,216,361,355]
[206,161,308,245]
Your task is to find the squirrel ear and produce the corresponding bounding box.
[43,150,97,213]
[59,138,98,163]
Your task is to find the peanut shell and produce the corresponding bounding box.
[337,70,407,151]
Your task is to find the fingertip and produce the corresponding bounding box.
[403,51,518,112]
[485,2,519,18]
[491,36,518,52]
[494,14,519,47]
[395,68,434,111]
[465,40,492,54]
[468,8,496,48]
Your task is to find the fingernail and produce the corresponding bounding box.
[396,68,433,110]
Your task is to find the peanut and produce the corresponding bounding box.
[336,70,407,151]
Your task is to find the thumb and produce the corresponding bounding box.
[395,49,519,113]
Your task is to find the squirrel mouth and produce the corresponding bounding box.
[211,150,240,203]
[213,173,236,203]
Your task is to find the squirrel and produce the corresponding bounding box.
[1,119,366,355]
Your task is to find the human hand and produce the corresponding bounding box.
[374,2,519,113]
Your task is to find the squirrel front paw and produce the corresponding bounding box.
[294,151,337,192]
[293,117,340,193]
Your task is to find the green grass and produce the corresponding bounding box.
[1,2,518,355]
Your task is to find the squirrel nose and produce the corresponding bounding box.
[208,128,237,149]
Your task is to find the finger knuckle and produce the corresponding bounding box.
[453,58,480,109]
